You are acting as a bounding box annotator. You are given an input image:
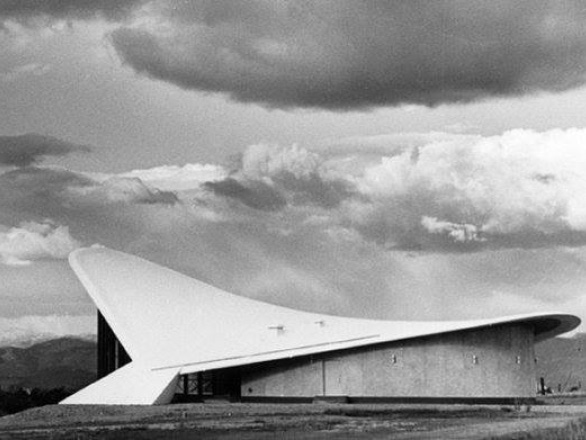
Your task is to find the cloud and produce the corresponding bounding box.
[421,216,485,244]
[6,128,586,263]
[204,177,286,211]
[0,167,183,257]
[121,163,226,191]
[0,167,94,225]
[239,144,322,180]
[5,129,586,335]
[0,134,90,167]
[205,144,356,210]
[346,128,586,250]
[1,62,50,82]
[70,176,178,205]
[196,128,586,253]
[171,129,586,253]
[0,0,145,23]
[109,0,586,109]
[0,221,81,266]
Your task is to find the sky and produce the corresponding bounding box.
[2,0,586,344]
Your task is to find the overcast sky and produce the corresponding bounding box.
[2,0,586,344]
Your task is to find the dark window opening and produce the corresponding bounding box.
[97,311,131,378]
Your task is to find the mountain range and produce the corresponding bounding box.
[0,337,96,391]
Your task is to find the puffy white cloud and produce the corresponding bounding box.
[240,143,323,180]
[120,163,226,191]
[421,216,484,243]
[0,221,81,266]
[352,128,586,249]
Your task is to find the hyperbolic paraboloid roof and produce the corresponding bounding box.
[62,247,580,405]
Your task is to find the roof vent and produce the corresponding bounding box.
[268,325,285,333]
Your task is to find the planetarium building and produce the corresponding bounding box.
[61,247,580,405]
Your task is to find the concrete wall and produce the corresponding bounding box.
[241,324,536,398]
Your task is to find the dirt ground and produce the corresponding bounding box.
[0,403,585,439]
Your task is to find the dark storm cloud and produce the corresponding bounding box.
[0,0,145,22]
[110,0,586,109]
[203,144,356,211]
[205,172,355,212]
[0,166,181,268]
[0,134,90,167]
[204,178,286,211]
[274,170,355,209]
[0,167,93,226]
[0,167,178,227]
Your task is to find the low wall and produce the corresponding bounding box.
[240,324,536,398]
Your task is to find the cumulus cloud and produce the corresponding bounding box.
[6,128,586,332]
[6,128,586,263]
[71,176,178,205]
[421,216,485,244]
[345,128,586,250]
[0,134,90,167]
[121,163,226,191]
[239,144,322,180]
[0,221,81,266]
[205,144,355,210]
[197,128,586,253]
[0,0,145,23]
[108,0,586,109]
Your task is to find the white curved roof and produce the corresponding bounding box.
[62,247,580,405]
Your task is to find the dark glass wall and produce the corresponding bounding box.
[97,311,131,378]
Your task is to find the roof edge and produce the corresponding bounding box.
[68,247,581,374]
[170,312,581,375]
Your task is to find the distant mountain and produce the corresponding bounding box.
[0,337,96,391]
[0,332,96,349]
[536,333,586,393]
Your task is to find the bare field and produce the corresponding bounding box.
[0,403,585,439]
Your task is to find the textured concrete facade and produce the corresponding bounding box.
[241,324,536,398]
